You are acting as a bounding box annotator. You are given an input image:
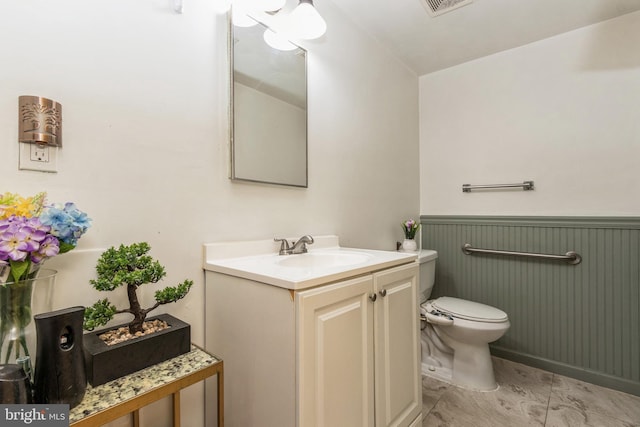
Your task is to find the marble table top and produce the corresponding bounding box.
[70,346,219,423]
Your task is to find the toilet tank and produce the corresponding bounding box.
[418,250,438,303]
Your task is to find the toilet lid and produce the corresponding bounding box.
[430,297,508,323]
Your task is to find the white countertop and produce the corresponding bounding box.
[203,235,417,290]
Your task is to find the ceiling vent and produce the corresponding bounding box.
[422,0,473,17]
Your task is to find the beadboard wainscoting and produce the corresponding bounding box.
[420,216,640,397]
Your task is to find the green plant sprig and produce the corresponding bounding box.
[83,242,193,334]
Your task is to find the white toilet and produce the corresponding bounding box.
[418,250,510,391]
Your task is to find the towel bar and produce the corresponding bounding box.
[462,243,581,265]
[462,181,534,192]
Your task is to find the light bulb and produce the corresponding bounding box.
[263,28,298,51]
[289,0,326,40]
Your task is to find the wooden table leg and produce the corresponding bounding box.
[133,410,140,427]
[173,391,181,427]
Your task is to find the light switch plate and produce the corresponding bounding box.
[19,142,58,173]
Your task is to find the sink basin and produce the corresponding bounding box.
[203,235,418,289]
[277,251,372,269]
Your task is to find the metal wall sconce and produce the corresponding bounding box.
[18,95,62,147]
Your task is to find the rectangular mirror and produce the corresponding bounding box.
[230,15,308,187]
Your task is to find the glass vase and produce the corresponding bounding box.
[0,269,55,376]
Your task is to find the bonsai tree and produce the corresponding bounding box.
[83,242,193,334]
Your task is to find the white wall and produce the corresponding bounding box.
[0,1,419,426]
[419,11,640,216]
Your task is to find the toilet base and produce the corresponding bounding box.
[421,361,499,392]
[421,363,453,384]
[421,324,500,392]
[449,340,499,391]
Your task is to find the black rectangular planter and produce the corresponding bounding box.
[83,313,190,386]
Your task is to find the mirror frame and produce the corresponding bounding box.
[228,11,309,188]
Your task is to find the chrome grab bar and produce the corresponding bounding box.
[462,243,581,265]
[462,181,534,192]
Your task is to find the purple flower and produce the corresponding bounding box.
[0,230,29,261]
[22,226,45,250]
[26,217,51,234]
[31,235,60,264]
[402,219,420,239]
[0,215,24,233]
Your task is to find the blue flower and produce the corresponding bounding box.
[40,202,92,247]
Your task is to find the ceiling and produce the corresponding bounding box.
[327,0,640,75]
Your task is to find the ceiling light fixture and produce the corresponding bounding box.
[288,0,326,40]
[231,0,327,50]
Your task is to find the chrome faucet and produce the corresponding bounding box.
[274,235,314,255]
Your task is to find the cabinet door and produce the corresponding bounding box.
[373,263,421,427]
[297,276,375,427]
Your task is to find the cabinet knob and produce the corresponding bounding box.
[369,293,377,302]
[379,289,387,297]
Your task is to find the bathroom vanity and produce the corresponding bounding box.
[203,236,422,427]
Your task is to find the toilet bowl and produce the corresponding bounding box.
[418,250,510,391]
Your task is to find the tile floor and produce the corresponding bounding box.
[421,357,640,427]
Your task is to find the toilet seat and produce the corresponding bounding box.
[425,297,508,323]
